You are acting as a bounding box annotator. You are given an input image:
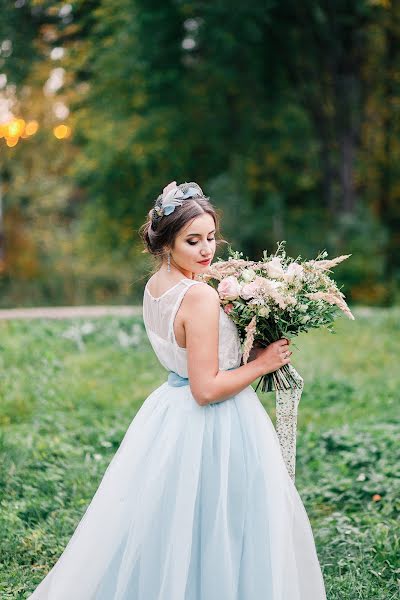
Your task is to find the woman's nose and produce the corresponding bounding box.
[200,240,214,255]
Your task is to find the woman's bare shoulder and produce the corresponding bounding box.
[181,282,220,347]
[186,281,219,302]
[180,282,220,316]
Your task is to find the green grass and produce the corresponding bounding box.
[0,308,399,599]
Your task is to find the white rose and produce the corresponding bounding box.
[258,306,270,318]
[241,268,256,283]
[265,257,285,279]
[300,315,311,323]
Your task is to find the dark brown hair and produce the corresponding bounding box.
[138,184,226,271]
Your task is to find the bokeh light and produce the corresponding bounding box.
[0,117,39,147]
[6,137,19,147]
[53,124,71,139]
[24,120,39,136]
[8,118,25,137]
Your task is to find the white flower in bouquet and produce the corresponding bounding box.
[261,278,295,310]
[265,256,285,279]
[241,268,257,283]
[258,306,271,318]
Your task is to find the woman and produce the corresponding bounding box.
[28,181,326,599]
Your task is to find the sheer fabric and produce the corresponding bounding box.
[142,278,242,375]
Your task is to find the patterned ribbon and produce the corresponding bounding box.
[274,364,304,482]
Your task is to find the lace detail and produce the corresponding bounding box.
[275,365,304,481]
[143,279,242,378]
[218,308,243,370]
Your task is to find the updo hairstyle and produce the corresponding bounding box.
[138,182,226,270]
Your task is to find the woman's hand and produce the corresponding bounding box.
[253,338,292,374]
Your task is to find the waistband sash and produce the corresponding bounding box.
[167,367,237,387]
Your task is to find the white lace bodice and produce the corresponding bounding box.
[142,278,242,378]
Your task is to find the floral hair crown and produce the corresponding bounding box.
[151,180,205,231]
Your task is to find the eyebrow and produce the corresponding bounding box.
[186,229,216,237]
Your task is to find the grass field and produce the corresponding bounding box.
[0,308,399,599]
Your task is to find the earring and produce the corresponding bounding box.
[167,251,171,272]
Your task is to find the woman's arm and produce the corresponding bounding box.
[181,283,291,406]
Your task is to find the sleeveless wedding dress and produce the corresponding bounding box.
[27,277,326,600]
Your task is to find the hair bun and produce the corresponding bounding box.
[151,196,164,231]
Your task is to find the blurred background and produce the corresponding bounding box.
[0,0,399,308]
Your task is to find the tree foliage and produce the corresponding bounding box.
[0,0,399,305]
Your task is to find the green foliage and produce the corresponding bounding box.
[296,424,399,598]
[1,0,400,304]
[0,309,399,597]
[0,0,39,85]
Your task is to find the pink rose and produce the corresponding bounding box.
[217,275,241,301]
[224,303,234,314]
[240,281,260,300]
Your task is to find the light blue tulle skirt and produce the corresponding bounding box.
[27,376,326,600]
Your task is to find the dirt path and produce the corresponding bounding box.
[0,305,142,320]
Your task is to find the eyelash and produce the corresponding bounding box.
[187,237,215,246]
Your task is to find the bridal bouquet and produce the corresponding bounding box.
[199,242,354,393]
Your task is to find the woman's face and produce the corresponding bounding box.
[169,212,216,277]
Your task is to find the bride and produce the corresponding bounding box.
[27,181,326,599]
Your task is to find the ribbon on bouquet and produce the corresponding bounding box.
[274,364,304,482]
